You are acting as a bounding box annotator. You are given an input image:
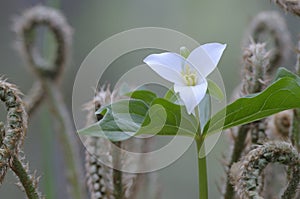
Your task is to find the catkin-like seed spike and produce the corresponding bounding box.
[85,137,110,199]
[292,39,300,151]
[244,11,291,74]
[232,142,300,199]
[23,81,45,118]
[296,39,300,75]
[273,0,300,17]
[0,122,6,183]
[13,5,72,82]
[0,122,5,148]
[11,153,44,199]
[241,42,270,95]
[0,78,43,198]
[0,78,27,155]
[84,86,140,199]
[14,6,85,198]
[224,42,272,199]
[0,78,29,190]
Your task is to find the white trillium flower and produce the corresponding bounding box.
[143,43,226,114]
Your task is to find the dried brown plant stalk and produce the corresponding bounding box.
[231,142,300,199]
[243,11,291,74]
[0,78,42,199]
[84,86,158,199]
[84,87,137,199]
[23,81,45,117]
[224,10,292,199]
[224,42,271,199]
[13,5,87,199]
[13,5,72,82]
[0,78,27,182]
[291,39,300,151]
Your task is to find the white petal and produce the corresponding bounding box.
[187,43,226,77]
[174,81,208,114]
[201,43,227,65]
[144,53,185,85]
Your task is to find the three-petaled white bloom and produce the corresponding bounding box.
[143,43,226,114]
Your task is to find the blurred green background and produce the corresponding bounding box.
[0,0,299,198]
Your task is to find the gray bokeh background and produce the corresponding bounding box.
[0,0,299,198]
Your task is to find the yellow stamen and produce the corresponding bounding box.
[181,65,198,86]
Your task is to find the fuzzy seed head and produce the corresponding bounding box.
[233,142,300,199]
[273,0,300,16]
[84,86,143,199]
[267,110,293,140]
[13,5,73,82]
[244,11,291,74]
[0,78,27,184]
[241,42,270,96]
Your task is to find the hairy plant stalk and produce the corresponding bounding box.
[224,42,270,199]
[231,142,300,199]
[283,169,300,199]
[243,11,291,74]
[229,126,250,165]
[292,40,300,150]
[224,125,250,199]
[0,122,4,148]
[13,5,72,83]
[224,11,291,198]
[84,86,152,199]
[250,121,267,146]
[23,82,45,118]
[0,79,27,156]
[0,79,43,198]
[112,142,123,199]
[44,79,85,199]
[84,86,136,199]
[13,6,87,199]
[240,42,270,145]
[297,40,300,75]
[0,79,27,183]
[292,110,300,150]
[10,155,41,199]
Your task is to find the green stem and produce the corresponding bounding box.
[194,106,208,199]
[196,135,208,199]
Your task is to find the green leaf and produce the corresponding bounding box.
[137,98,198,137]
[164,88,180,103]
[273,67,300,84]
[80,99,148,141]
[125,90,157,106]
[203,76,300,136]
[207,79,224,101]
[79,90,198,141]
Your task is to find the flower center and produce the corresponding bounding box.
[181,65,198,86]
